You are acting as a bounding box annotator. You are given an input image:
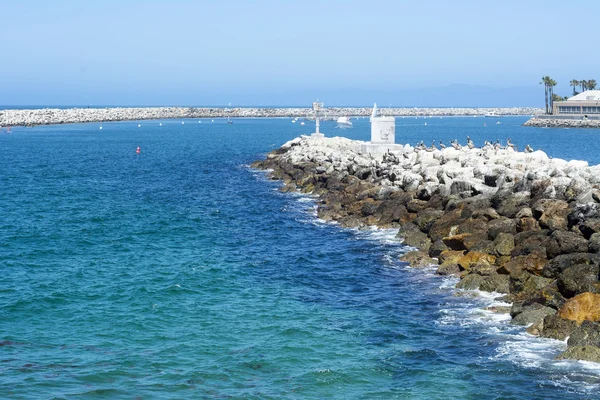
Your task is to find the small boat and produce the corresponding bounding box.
[485,112,502,118]
[336,116,353,128]
[300,121,305,126]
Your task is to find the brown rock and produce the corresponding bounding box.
[414,208,444,233]
[428,239,448,258]
[532,199,569,231]
[558,292,600,325]
[438,250,466,265]
[543,230,589,259]
[493,232,515,256]
[498,253,547,277]
[428,209,465,242]
[406,199,428,213]
[400,250,435,268]
[555,346,600,363]
[540,314,578,340]
[436,263,461,277]
[488,218,517,240]
[457,251,496,271]
[442,233,469,251]
[517,217,540,233]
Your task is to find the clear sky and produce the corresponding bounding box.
[2,0,598,107]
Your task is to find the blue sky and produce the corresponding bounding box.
[2,0,599,106]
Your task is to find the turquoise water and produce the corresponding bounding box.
[2,118,600,399]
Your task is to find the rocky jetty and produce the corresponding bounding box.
[253,135,600,362]
[0,106,542,127]
[524,117,600,128]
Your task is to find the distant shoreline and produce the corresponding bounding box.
[0,106,543,127]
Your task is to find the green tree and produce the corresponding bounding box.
[548,78,557,114]
[570,79,580,96]
[581,80,588,92]
[540,76,550,114]
[588,79,597,90]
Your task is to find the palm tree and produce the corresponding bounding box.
[548,78,557,114]
[581,80,588,92]
[588,79,597,90]
[540,76,550,114]
[570,79,580,96]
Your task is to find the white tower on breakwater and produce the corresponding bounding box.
[370,103,395,144]
[311,101,324,138]
[360,102,401,154]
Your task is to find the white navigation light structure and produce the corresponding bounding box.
[360,102,400,154]
[311,101,324,137]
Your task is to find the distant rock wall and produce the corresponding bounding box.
[0,106,542,127]
[524,117,600,128]
[254,135,600,363]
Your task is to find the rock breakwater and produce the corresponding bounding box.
[524,117,600,128]
[0,106,542,127]
[253,135,600,362]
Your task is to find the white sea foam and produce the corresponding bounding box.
[279,177,600,391]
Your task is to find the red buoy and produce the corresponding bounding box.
[136,146,141,154]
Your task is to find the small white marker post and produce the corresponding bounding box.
[311,101,324,138]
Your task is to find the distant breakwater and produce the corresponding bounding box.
[253,135,600,363]
[0,106,542,127]
[524,117,600,129]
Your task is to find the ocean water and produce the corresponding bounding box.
[1,117,600,399]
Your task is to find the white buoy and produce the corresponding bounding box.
[99,126,103,130]
[138,124,141,128]
[182,121,185,125]
[159,122,162,126]
[211,120,214,123]
[199,121,201,124]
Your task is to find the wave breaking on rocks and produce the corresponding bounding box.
[253,134,600,363]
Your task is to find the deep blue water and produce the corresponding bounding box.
[1,117,600,399]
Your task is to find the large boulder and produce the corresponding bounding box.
[494,233,515,256]
[568,321,600,347]
[402,230,432,252]
[428,208,465,242]
[540,314,578,340]
[543,230,589,259]
[589,233,600,253]
[456,274,484,290]
[499,253,547,277]
[436,263,461,276]
[557,264,600,298]
[558,292,600,324]
[414,208,444,233]
[491,189,531,218]
[438,250,466,265]
[556,346,600,363]
[479,274,510,294]
[532,199,569,231]
[457,251,496,271]
[511,303,556,326]
[580,218,600,240]
[542,252,600,279]
[488,218,517,240]
[400,250,435,268]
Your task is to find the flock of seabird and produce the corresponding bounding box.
[414,137,535,153]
